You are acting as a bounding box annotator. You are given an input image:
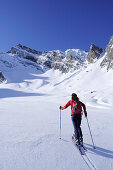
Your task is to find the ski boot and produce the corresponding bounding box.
[79,137,83,146]
[75,139,80,146]
[72,135,80,145]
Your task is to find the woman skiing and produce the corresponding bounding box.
[60,93,87,145]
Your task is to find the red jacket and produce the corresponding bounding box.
[61,99,86,116]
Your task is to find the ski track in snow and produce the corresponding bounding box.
[82,151,97,170]
[72,141,97,170]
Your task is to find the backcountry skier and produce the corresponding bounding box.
[60,93,87,145]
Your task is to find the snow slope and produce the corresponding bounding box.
[0,54,113,170]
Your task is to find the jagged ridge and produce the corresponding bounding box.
[7,45,88,72]
[0,35,113,84]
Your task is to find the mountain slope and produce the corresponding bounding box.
[7,44,88,73]
[0,46,113,104]
[0,39,113,169]
[0,61,113,170]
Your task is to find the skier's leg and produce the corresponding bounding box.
[77,115,83,143]
[71,115,79,140]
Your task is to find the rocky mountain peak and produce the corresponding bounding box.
[87,44,103,63]
[17,44,42,55]
[6,44,88,73]
[7,44,42,56]
[100,35,113,71]
[0,35,113,85]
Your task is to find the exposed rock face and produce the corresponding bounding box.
[8,44,42,55]
[100,35,113,71]
[1,37,113,73]
[7,45,88,73]
[7,44,42,63]
[0,72,6,83]
[87,44,103,63]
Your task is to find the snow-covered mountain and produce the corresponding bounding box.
[0,35,113,102]
[0,35,112,81]
[1,35,113,78]
[7,44,88,73]
[0,36,113,170]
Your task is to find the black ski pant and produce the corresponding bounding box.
[71,114,83,140]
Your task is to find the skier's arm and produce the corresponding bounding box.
[80,101,87,117]
[60,100,71,110]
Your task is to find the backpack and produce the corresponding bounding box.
[72,101,82,113]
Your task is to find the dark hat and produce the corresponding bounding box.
[72,93,78,101]
[72,93,77,97]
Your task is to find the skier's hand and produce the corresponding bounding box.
[84,112,87,117]
[60,106,65,110]
[59,106,61,110]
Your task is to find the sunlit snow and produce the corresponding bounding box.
[0,51,113,170]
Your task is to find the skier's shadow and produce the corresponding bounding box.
[84,143,113,159]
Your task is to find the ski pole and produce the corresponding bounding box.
[59,108,61,139]
[86,117,96,149]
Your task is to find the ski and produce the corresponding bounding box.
[72,137,84,155]
[80,144,87,151]
[77,145,84,155]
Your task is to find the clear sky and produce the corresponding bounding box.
[0,0,113,52]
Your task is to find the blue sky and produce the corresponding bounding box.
[0,0,113,52]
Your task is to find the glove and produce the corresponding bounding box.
[59,106,65,110]
[59,106,61,110]
[84,112,87,117]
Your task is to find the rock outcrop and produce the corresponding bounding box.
[100,35,113,71]
[0,72,6,83]
[7,44,42,55]
[87,44,103,63]
[7,45,88,73]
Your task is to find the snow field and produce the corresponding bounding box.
[0,55,113,169]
